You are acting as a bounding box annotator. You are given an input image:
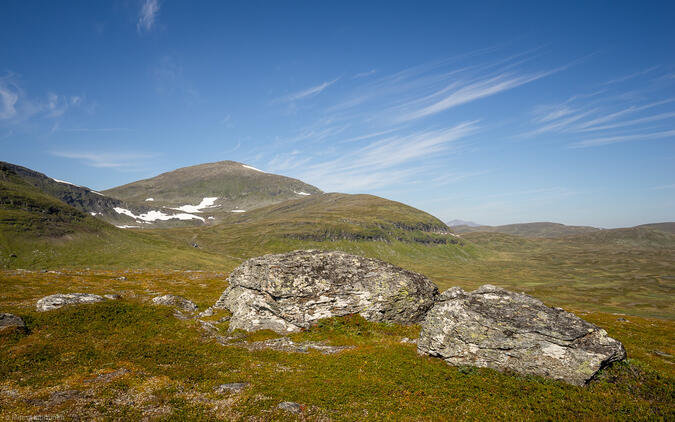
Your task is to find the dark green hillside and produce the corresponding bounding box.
[218,192,452,242]
[0,165,228,270]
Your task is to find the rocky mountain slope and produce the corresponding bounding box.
[0,161,210,229]
[102,161,323,221]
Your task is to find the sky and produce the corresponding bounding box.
[1,1,674,228]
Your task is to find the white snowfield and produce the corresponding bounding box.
[145,198,154,201]
[231,209,246,213]
[52,178,80,187]
[171,197,219,213]
[113,207,205,223]
[90,212,99,216]
[294,191,311,196]
[91,191,104,196]
[242,164,264,172]
[115,225,140,229]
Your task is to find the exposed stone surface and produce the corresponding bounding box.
[0,313,26,331]
[198,307,214,318]
[151,294,198,312]
[215,250,438,333]
[36,293,104,312]
[214,383,249,394]
[278,401,302,413]
[417,285,626,386]
[104,294,122,300]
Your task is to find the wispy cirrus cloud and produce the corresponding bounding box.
[570,129,675,148]
[275,78,340,103]
[395,70,557,122]
[0,73,84,124]
[525,69,675,148]
[51,151,156,169]
[269,121,479,192]
[137,0,160,33]
[353,69,377,79]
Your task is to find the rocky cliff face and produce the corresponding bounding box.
[416,285,626,385]
[214,250,438,333]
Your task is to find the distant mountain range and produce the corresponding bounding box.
[452,222,600,238]
[446,219,480,227]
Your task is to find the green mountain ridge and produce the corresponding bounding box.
[102,160,323,222]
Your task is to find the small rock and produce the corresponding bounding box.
[0,313,27,332]
[616,318,629,322]
[36,293,104,312]
[214,382,249,394]
[278,401,302,414]
[104,294,121,300]
[653,350,673,358]
[49,389,81,405]
[228,336,354,355]
[116,276,127,281]
[218,316,231,323]
[9,253,17,258]
[151,294,198,312]
[400,337,417,344]
[198,307,214,318]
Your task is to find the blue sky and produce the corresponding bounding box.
[1,1,674,227]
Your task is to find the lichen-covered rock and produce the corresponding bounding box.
[214,250,438,333]
[36,293,104,312]
[0,313,26,331]
[417,285,626,386]
[151,295,198,312]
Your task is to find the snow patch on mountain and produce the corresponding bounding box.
[294,191,311,196]
[113,207,205,222]
[171,197,219,213]
[242,164,264,172]
[52,178,81,187]
[231,209,246,213]
[145,198,154,201]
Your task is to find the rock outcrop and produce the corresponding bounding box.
[36,293,104,312]
[151,295,198,313]
[0,313,27,332]
[417,285,626,385]
[215,250,438,333]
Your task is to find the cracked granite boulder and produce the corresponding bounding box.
[214,250,438,333]
[417,285,626,385]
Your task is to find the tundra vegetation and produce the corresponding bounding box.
[1,164,674,420]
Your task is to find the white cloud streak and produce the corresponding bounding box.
[397,71,555,122]
[276,78,340,103]
[284,121,479,191]
[137,0,160,33]
[51,151,156,168]
[570,129,675,148]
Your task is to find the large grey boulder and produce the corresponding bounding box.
[0,313,27,332]
[417,285,626,386]
[214,250,438,333]
[36,293,104,312]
